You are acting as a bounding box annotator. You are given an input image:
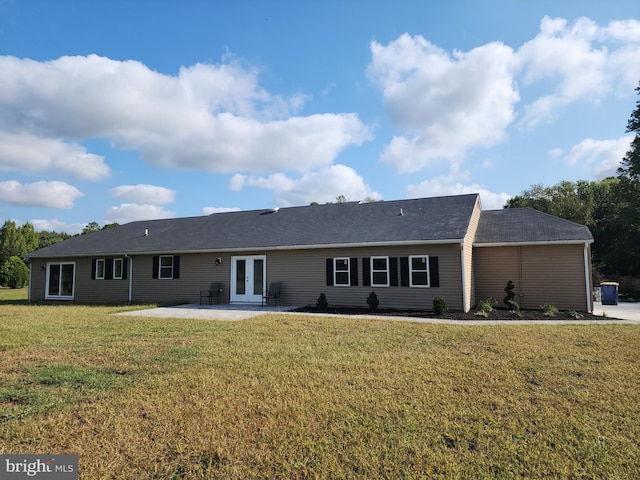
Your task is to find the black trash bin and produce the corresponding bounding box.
[600,282,619,305]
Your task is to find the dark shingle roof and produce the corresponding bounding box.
[474,208,593,245]
[27,194,480,258]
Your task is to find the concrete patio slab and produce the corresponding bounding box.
[115,303,296,321]
[115,302,640,324]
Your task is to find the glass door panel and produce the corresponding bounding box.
[48,264,60,296]
[235,259,246,295]
[253,259,264,296]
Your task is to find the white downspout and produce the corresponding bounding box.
[583,242,592,312]
[460,243,468,312]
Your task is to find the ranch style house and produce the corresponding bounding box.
[25,194,595,312]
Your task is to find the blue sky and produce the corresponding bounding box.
[0,0,639,234]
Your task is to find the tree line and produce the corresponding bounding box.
[0,221,118,288]
[507,81,640,290]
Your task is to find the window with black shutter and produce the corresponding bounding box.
[399,255,439,287]
[153,255,180,279]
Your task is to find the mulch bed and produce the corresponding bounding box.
[292,306,616,321]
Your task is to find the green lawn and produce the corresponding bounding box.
[0,287,28,303]
[0,294,639,478]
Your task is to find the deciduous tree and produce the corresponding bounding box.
[618,81,640,180]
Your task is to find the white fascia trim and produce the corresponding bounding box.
[473,239,594,248]
[29,239,466,258]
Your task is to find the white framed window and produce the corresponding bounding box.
[370,256,389,287]
[409,255,430,287]
[159,255,174,279]
[95,259,105,279]
[334,258,350,286]
[113,258,123,279]
[46,262,76,300]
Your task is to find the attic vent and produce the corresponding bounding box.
[261,207,280,216]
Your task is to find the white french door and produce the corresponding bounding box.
[230,255,266,303]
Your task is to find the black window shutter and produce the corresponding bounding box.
[122,258,128,280]
[350,258,358,287]
[400,257,409,287]
[91,259,96,280]
[390,257,399,286]
[105,258,114,280]
[326,259,334,286]
[429,256,439,287]
[362,258,371,287]
[173,256,180,279]
[152,256,159,278]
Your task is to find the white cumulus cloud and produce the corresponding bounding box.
[564,136,632,178]
[406,173,511,210]
[202,206,242,215]
[367,34,518,173]
[0,131,109,180]
[110,184,176,205]
[30,218,86,235]
[229,164,382,206]
[105,203,176,224]
[0,180,83,208]
[516,16,640,129]
[0,54,371,174]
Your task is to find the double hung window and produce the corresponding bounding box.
[95,259,105,279]
[334,258,350,286]
[152,255,180,279]
[159,256,174,279]
[113,258,123,279]
[370,256,389,287]
[409,255,430,287]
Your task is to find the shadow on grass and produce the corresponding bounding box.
[0,299,29,305]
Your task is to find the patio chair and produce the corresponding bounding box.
[262,282,282,307]
[200,282,221,305]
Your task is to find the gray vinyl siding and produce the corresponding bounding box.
[30,244,464,310]
[28,259,47,302]
[473,244,588,311]
[257,244,463,311]
[76,257,129,303]
[138,245,463,309]
[28,257,130,303]
[130,254,232,304]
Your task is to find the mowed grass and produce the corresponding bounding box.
[0,292,639,478]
